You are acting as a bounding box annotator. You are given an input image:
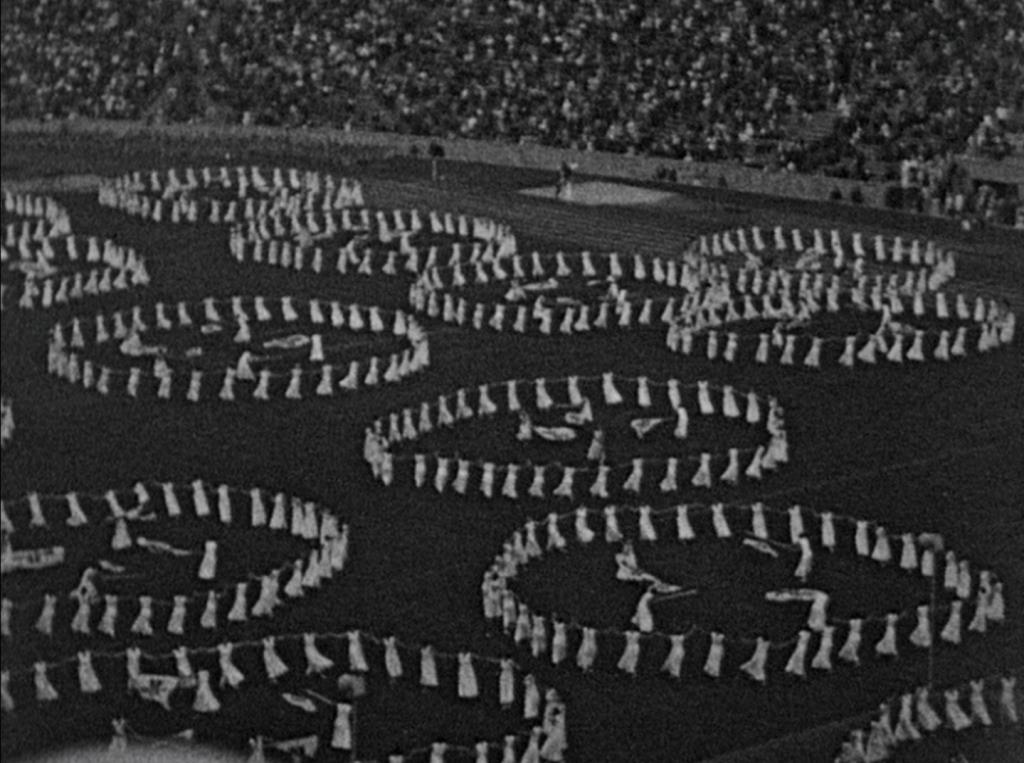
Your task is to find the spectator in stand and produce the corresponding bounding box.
[2,0,1022,216]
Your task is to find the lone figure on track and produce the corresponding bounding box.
[555,160,578,200]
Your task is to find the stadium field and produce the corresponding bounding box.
[1,130,1021,763]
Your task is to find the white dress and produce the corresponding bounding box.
[632,591,656,633]
[617,631,641,675]
[331,703,353,750]
[703,632,725,677]
[539,699,568,761]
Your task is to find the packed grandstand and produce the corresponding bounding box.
[2,0,1022,227]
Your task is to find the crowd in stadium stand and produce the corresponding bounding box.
[2,0,1021,222]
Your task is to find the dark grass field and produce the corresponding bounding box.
[1,131,1022,762]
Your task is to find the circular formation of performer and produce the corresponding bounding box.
[8,628,566,763]
[0,478,569,763]
[664,224,1016,369]
[408,248,707,335]
[664,267,1014,369]
[45,295,429,402]
[364,372,788,503]
[1,482,349,653]
[98,165,366,223]
[691,225,957,287]
[226,207,517,280]
[482,501,1005,680]
[99,165,517,270]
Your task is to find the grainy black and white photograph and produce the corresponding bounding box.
[1,1,1022,762]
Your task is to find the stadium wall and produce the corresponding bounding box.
[959,154,1024,191]
[1,118,886,206]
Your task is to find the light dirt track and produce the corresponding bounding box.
[0,174,104,193]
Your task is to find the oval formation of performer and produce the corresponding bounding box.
[364,372,788,503]
[0,482,562,761]
[98,164,518,266]
[0,477,568,763]
[98,165,366,222]
[481,501,1006,681]
[408,248,704,335]
[227,210,517,286]
[1,481,349,704]
[666,223,1016,369]
[664,264,1015,370]
[5,624,566,763]
[693,225,957,285]
[25,627,567,763]
[45,295,429,402]
[2,191,150,312]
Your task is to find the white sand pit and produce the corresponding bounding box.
[519,180,677,206]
